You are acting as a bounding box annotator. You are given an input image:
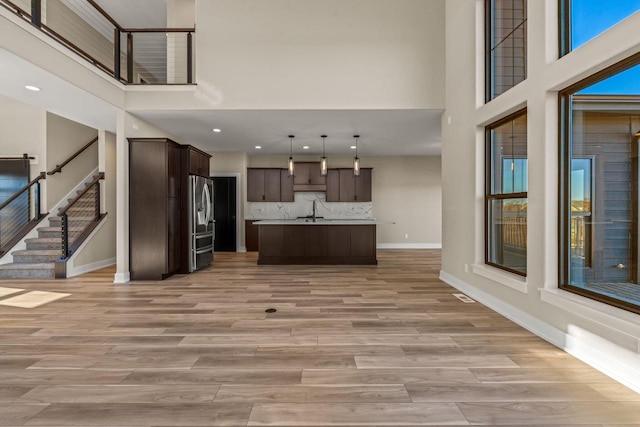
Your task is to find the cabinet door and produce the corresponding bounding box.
[355,168,372,202]
[305,225,328,257]
[167,144,182,198]
[339,169,356,202]
[293,162,310,185]
[325,169,340,202]
[264,169,281,202]
[307,162,326,185]
[280,169,294,202]
[247,169,265,201]
[245,220,259,251]
[199,153,210,177]
[167,196,181,273]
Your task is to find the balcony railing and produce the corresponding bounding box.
[0,0,194,84]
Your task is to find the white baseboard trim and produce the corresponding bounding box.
[377,243,442,249]
[238,246,247,253]
[439,270,640,394]
[113,272,130,284]
[67,258,115,278]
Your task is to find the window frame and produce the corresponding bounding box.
[558,51,640,315]
[485,108,528,277]
[485,0,528,102]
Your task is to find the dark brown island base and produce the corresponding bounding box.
[253,220,391,265]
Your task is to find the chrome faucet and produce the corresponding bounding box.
[312,200,317,222]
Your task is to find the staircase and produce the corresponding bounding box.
[0,180,97,280]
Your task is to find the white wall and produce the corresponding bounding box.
[46,112,98,210]
[441,0,640,392]
[0,93,46,180]
[195,0,445,110]
[70,130,116,274]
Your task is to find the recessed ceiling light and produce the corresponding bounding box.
[25,85,41,92]
[212,128,221,133]
[303,146,309,150]
[255,146,262,149]
[350,145,357,149]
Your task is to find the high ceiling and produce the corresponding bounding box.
[0,2,444,156]
[132,109,443,156]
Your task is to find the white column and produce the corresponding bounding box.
[114,110,130,284]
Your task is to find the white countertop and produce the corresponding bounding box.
[252,219,394,225]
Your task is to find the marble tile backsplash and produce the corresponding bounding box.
[248,192,373,220]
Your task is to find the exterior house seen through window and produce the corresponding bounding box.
[486,110,528,275]
[560,57,640,313]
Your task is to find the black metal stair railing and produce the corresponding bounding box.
[0,171,46,257]
[0,0,195,84]
[57,172,104,260]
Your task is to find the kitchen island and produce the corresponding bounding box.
[252,219,391,265]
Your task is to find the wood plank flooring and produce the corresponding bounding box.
[0,249,638,426]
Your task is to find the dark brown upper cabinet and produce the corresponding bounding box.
[328,168,372,202]
[187,146,210,177]
[325,169,340,202]
[293,162,326,191]
[247,168,281,202]
[280,169,294,202]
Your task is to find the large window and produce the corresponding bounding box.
[560,54,640,313]
[486,0,527,101]
[486,110,528,275]
[561,0,640,55]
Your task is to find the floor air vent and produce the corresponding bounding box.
[453,293,476,303]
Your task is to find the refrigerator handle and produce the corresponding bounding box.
[203,182,212,224]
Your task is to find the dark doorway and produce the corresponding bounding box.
[212,176,237,252]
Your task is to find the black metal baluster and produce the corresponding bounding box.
[31,0,41,28]
[114,29,121,80]
[95,182,101,220]
[187,32,193,84]
[61,213,69,259]
[127,33,133,83]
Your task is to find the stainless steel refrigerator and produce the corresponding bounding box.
[189,175,214,272]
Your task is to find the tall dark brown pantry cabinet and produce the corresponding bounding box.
[129,138,185,280]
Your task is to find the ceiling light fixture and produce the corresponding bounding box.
[353,135,360,177]
[303,146,310,150]
[320,135,328,176]
[212,128,221,133]
[288,135,295,177]
[255,146,262,149]
[350,145,357,150]
[25,85,41,92]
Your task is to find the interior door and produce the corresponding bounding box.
[213,176,237,251]
[0,159,30,248]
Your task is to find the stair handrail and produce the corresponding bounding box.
[0,171,47,257]
[58,172,105,259]
[47,136,98,176]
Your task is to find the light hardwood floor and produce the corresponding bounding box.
[0,250,638,426]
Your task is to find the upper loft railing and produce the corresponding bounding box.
[0,0,194,84]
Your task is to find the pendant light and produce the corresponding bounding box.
[320,135,328,176]
[288,135,295,176]
[353,135,360,177]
